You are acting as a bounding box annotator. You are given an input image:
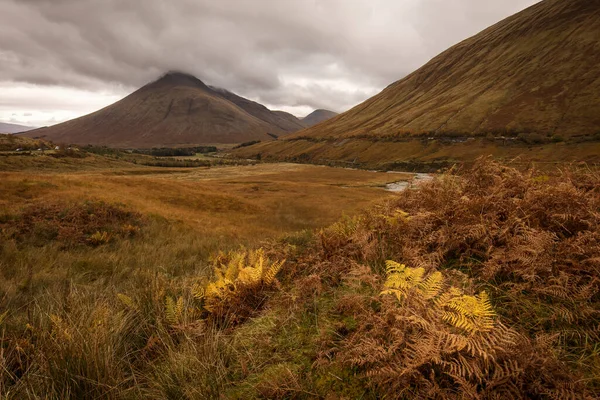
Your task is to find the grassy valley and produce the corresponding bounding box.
[2,0,599,398]
[1,152,598,398]
[0,150,415,398]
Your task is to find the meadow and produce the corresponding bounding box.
[0,150,407,398]
[0,149,598,398]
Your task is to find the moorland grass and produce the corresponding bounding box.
[0,156,400,398]
[2,156,597,398]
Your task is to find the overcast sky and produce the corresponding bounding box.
[0,0,539,127]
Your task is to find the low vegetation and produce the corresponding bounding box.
[0,157,598,398]
[0,135,47,152]
[230,136,600,171]
[233,140,261,149]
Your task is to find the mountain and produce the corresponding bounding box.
[301,109,338,127]
[273,111,307,128]
[297,0,600,139]
[0,122,36,134]
[208,87,306,133]
[24,72,304,148]
[234,0,600,168]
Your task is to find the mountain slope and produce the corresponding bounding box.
[235,0,600,168]
[25,72,303,147]
[273,110,307,129]
[301,109,338,127]
[0,122,35,134]
[297,0,600,139]
[209,87,306,133]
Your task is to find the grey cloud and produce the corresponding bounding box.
[1,0,539,115]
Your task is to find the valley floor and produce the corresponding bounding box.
[0,154,598,398]
[1,161,408,243]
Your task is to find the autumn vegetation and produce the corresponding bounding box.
[0,155,598,398]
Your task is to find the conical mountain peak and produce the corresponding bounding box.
[150,71,210,90]
[24,72,306,147]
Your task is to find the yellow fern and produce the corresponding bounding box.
[383,209,411,226]
[197,248,286,316]
[238,266,262,285]
[381,261,497,334]
[165,296,184,325]
[117,293,137,310]
[441,291,495,334]
[263,259,284,285]
[192,282,206,300]
[381,260,425,300]
[418,271,443,299]
[0,310,8,326]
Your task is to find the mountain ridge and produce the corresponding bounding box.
[0,122,36,134]
[24,72,305,147]
[232,0,600,166]
[301,109,338,127]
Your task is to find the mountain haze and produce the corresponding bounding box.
[234,0,600,167]
[208,86,305,132]
[302,109,338,127]
[25,72,304,148]
[0,122,36,134]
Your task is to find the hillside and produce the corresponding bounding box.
[0,133,46,151]
[234,0,600,167]
[301,109,338,127]
[273,110,307,128]
[24,72,304,148]
[0,122,35,134]
[209,87,306,133]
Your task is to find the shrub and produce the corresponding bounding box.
[193,248,285,326]
[309,157,599,396]
[87,230,111,246]
[1,200,143,247]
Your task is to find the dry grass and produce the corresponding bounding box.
[212,158,600,399]
[3,156,597,398]
[0,156,404,398]
[0,162,401,241]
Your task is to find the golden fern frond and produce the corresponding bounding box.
[165,296,176,324]
[117,293,137,310]
[192,283,205,300]
[383,209,411,226]
[165,296,184,325]
[226,251,245,281]
[418,271,443,299]
[381,261,426,300]
[196,248,285,320]
[238,266,262,285]
[442,291,495,334]
[263,259,285,285]
[253,248,265,275]
[385,260,406,275]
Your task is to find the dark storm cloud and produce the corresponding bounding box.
[0,0,539,116]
